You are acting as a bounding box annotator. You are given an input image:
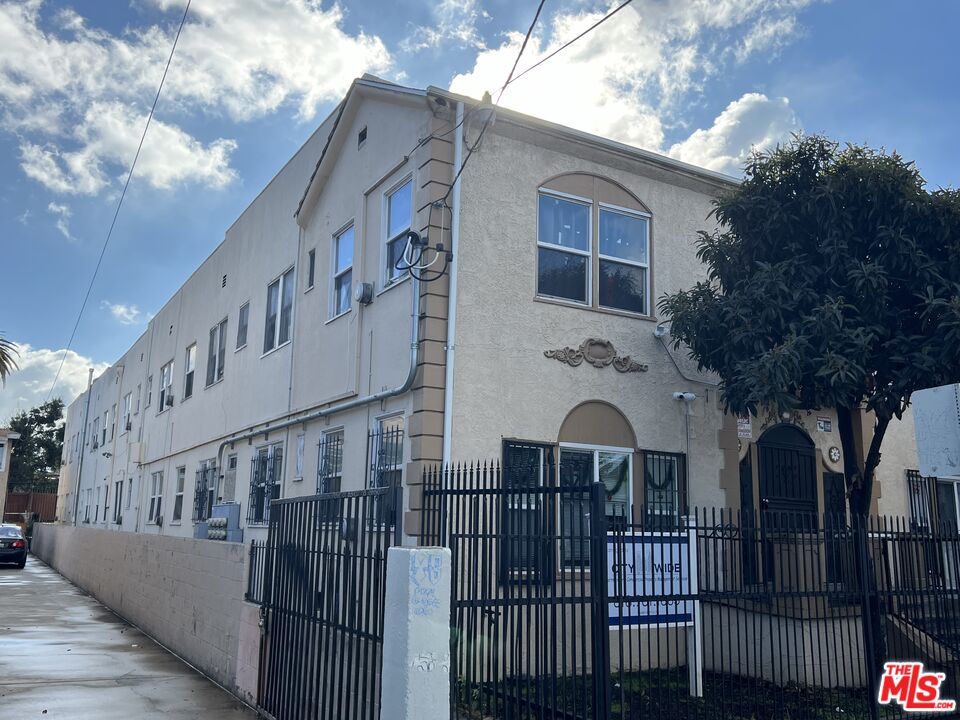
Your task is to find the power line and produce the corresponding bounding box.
[45,0,192,402]
[440,0,547,207]
[509,0,635,85]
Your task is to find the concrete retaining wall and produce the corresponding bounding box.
[31,523,260,703]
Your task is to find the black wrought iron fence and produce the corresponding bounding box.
[193,463,218,522]
[422,461,960,720]
[245,538,269,605]
[256,485,403,720]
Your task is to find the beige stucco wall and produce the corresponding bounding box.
[449,119,730,508]
[31,523,259,702]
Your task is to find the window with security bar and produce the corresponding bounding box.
[907,469,934,531]
[317,430,343,495]
[317,430,344,523]
[248,445,283,525]
[642,451,687,529]
[367,418,403,526]
[502,441,555,582]
[193,460,218,522]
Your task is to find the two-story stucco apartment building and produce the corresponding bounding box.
[56,76,924,545]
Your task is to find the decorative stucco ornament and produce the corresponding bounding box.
[543,338,648,373]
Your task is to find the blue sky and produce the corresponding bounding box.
[1,0,958,420]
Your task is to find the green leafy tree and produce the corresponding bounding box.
[660,136,960,516]
[8,399,65,493]
[0,333,18,384]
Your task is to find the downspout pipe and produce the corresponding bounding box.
[72,368,95,526]
[215,272,422,479]
[441,101,464,467]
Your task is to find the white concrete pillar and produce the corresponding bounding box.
[380,546,451,720]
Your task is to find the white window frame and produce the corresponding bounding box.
[536,189,593,306]
[318,428,344,495]
[102,408,109,446]
[145,377,152,409]
[329,222,354,320]
[306,248,316,291]
[172,466,185,523]
[597,202,650,315]
[263,266,295,356]
[113,479,124,523]
[122,393,132,434]
[236,301,250,351]
[135,383,142,415]
[184,343,197,398]
[294,433,305,481]
[126,478,133,509]
[206,318,227,387]
[158,361,173,412]
[382,176,413,288]
[557,442,634,568]
[148,471,164,524]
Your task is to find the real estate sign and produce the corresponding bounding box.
[606,533,694,627]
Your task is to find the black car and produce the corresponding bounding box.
[0,525,27,568]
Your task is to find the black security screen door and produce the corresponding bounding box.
[757,424,818,530]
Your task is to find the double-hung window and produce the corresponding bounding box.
[91,417,100,449]
[122,393,132,433]
[306,249,316,290]
[158,361,173,410]
[145,376,153,408]
[194,459,218,522]
[318,430,344,495]
[113,480,124,523]
[384,179,412,286]
[206,319,227,385]
[248,444,283,525]
[148,471,164,523]
[236,302,249,350]
[331,225,353,318]
[184,344,196,398]
[102,409,109,446]
[263,268,294,353]
[502,441,554,581]
[109,404,116,441]
[173,466,185,522]
[598,206,649,314]
[537,193,591,303]
[536,178,651,315]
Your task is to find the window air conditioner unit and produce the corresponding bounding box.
[165,394,174,407]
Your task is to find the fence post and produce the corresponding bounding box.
[856,515,881,720]
[590,481,611,720]
[380,546,452,720]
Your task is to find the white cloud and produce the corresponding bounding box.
[669,93,799,174]
[100,301,143,326]
[0,0,392,194]
[46,201,74,240]
[17,209,31,225]
[402,0,490,52]
[0,343,109,423]
[450,0,818,169]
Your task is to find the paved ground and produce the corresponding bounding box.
[0,556,257,719]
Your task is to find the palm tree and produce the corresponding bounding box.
[0,333,19,385]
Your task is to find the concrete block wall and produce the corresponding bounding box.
[31,523,260,702]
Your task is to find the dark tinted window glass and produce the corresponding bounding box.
[599,260,646,313]
[538,247,587,303]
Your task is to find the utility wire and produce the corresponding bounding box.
[509,0,635,85]
[45,0,192,402]
[440,0,547,208]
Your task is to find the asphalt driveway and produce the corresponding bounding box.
[0,557,257,719]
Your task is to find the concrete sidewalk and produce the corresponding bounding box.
[0,558,257,719]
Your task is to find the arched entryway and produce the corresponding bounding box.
[756,424,818,525]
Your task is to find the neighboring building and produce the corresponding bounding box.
[0,428,21,520]
[56,76,921,543]
[911,383,960,530]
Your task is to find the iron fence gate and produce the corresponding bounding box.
[422,462,960,720]
[256,485,402,720]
